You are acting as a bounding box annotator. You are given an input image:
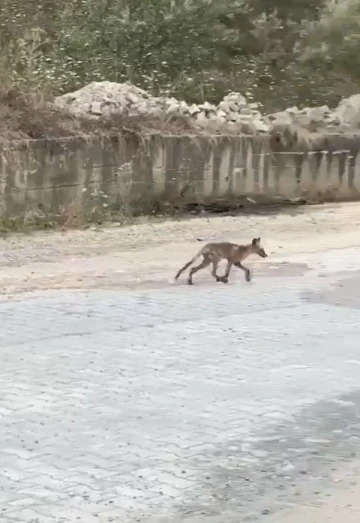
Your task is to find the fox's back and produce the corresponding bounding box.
[203,241,244,259]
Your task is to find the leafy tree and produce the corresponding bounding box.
[303,0,360,81]
[0,0,359,111]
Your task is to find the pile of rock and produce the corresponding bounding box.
[53,82,151,118]
[267,94,360,132]
[54,81,270,133]
[54,81,360,134]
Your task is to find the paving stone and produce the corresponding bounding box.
[1,249,360,521]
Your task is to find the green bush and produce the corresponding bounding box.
[0,0,359,111]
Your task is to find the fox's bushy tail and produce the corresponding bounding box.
[174,248,204,280]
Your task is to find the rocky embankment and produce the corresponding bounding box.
[54,81,360,134]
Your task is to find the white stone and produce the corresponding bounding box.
[208,112,219,121]
[89,102,103,115]
[216,109,227,119]
[226,112,239,122]
[199,101,214,112]
[239,107,252,115]
[166,102,180,115]
[178,101,189,114]
[188,104,200,116]
[251,110,263,120]
[195,111,208,122]
[286,106,300,115]
[237,114,253,121]
[218,101,231,113]
[253,120,270,132]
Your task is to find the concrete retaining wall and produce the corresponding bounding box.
[1,133,360,220]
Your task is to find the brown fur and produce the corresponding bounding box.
[174,238,268,285]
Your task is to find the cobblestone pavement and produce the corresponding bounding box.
[1,247,360,522]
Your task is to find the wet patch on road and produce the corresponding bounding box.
[176,389,360,522]
[303,271,360,310]
[256,261,309,278]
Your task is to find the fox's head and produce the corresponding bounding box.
[251,237,267,258]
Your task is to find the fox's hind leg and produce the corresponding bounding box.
[211,259,225,283]
[188,255,211,285]
[216,260,233,283]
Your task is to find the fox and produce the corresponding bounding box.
[174,237,268,285]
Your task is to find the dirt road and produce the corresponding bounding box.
[1,201,360,298]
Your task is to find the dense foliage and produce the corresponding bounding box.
[0,0,359,110]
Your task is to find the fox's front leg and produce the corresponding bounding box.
[234,261,251,282]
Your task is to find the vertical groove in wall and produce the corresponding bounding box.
[327,151,340,190]
[164,136,177,201]
[316,151,328,192]
[230,138,242,196]
[266,152,278,194]
[263,151,269,192]
[218,140,231,196]
[186,137,208,203]
[348,153,355,190]
[0,148,9,215]
[293,153,304,194]
[300,151,318,195]
[353,152,360,191]
[152,136,166,198]
[245,139,254,193]
[341,152,350,193]
[73,148,88,205]
[257,150,265,194]
[212,139,221,198]
[227,140,235,197]
[203,147,214,200]
[337,151,347,194]
[276,153,296,196]
[325,153,332,190]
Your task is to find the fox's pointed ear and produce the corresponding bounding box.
[252,238,258,245]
